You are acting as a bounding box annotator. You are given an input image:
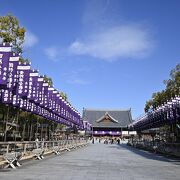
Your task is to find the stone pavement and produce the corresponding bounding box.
[0,143,180,180]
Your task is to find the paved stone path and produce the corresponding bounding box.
[0,143,180,180]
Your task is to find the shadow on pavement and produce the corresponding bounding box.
[108,144,180,165]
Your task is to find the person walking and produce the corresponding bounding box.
[92,138,94,144]
[117,138,120,145]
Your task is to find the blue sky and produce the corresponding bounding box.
[1,0,180,119]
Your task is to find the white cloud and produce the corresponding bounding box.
[63,70,90,85]
[82,0,111,27]
[44,47,59,61]
[24,31,38,48]
[67,78,89,85]
[69,24,153,61]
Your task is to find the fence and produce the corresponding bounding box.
[128,139,180,157]
[0,139,88,164]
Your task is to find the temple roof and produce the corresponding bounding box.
[82,108,133,128]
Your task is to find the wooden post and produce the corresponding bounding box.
[35,118,39,139]
[46,141,48,150]
[45,124,48,140]
[29,123,33,141]
[23,143,27,154]
[22,123,26,141]
[48,125,51,141]
[15,108,20,142]
[41,124,43,141]
[53,122,55,141]
[4,105,10,142]
[26,112,29,141]
[6,144,9,153]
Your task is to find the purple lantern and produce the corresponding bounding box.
[41,82,49,108]
[35,77,43,105]
[16,63,31,98]
[7,52,19,90]
[27,70,39,102]
[0,43,12,88]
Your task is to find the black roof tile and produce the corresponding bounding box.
[82,108,133,128]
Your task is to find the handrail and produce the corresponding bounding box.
[0,139,88,154]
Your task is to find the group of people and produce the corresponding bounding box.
[91,137,121,144]
[103,138,121,144]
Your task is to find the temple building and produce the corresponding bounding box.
[82,108,133,136]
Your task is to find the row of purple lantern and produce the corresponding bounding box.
[129,96,180,131]
[0,43,83,129]
[94,131,121,135]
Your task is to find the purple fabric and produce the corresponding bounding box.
[28,70,39,102]
[7,52,19,90]
[12,94,20,107]
[0,51,11,87]
[41,82,49,108]
[52,90,58,113]
[47,87,53,110]
[19,98,27,110]
[26,100,32,112]
[35,77,43,105]
[0,43,11,47]
[93,131,121,135]
[16,63,31,98]
[0,45,84,128]
[55,95,61,116]
[0,89,13,104]
[60,99,65,118]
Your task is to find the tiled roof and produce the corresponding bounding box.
[82,108,133,128]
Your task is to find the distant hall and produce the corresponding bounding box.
[82,108,133,136]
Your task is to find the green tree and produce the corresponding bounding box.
[60,92,68,101]
[0,14,67,141]
[144,64,180,112]
[43,75,53,86]
[0,14,26,53]
[19,57,30,64]
[164,64,180,92]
